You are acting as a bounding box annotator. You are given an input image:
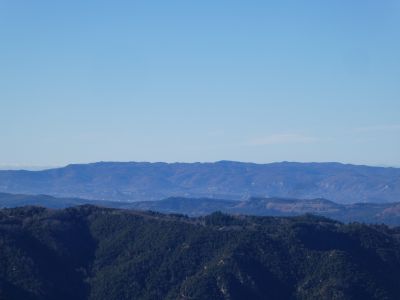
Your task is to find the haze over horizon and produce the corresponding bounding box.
[1,0,399,166]
[0,160,399,172]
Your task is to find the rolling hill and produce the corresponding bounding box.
[0,161,399,203]
[0,192,400,226]
[0,205,400,299]
[128,197,400,226]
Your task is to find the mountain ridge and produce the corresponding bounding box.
[0,161,399,203]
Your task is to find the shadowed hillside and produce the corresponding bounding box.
[0,206,400,299]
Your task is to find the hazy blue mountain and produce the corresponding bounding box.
[1,192,400,226]
[0,161,399,203]
[0,192,121,209]
[1,205,400,300]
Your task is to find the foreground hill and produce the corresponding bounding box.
[1,192,400,226]
[0,161,399,203]
[0,206,399,300]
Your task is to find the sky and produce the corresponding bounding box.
[0,0,399,168]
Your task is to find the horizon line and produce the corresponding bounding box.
[0,160,399,171]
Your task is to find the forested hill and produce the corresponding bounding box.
[1,192,400,226]
[1,205,400,300]
[0,161,399,203]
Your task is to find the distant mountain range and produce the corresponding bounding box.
[0,161,399,203]
[1,205,400,299]
[1,192,400,226]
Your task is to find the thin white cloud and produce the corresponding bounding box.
[354,124,400,133]
[248,133,319,146]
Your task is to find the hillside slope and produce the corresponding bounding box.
[0,206,400,299]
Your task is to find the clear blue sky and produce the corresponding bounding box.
[1,0,399,167]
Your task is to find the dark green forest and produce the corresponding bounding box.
[0,206,400,300]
